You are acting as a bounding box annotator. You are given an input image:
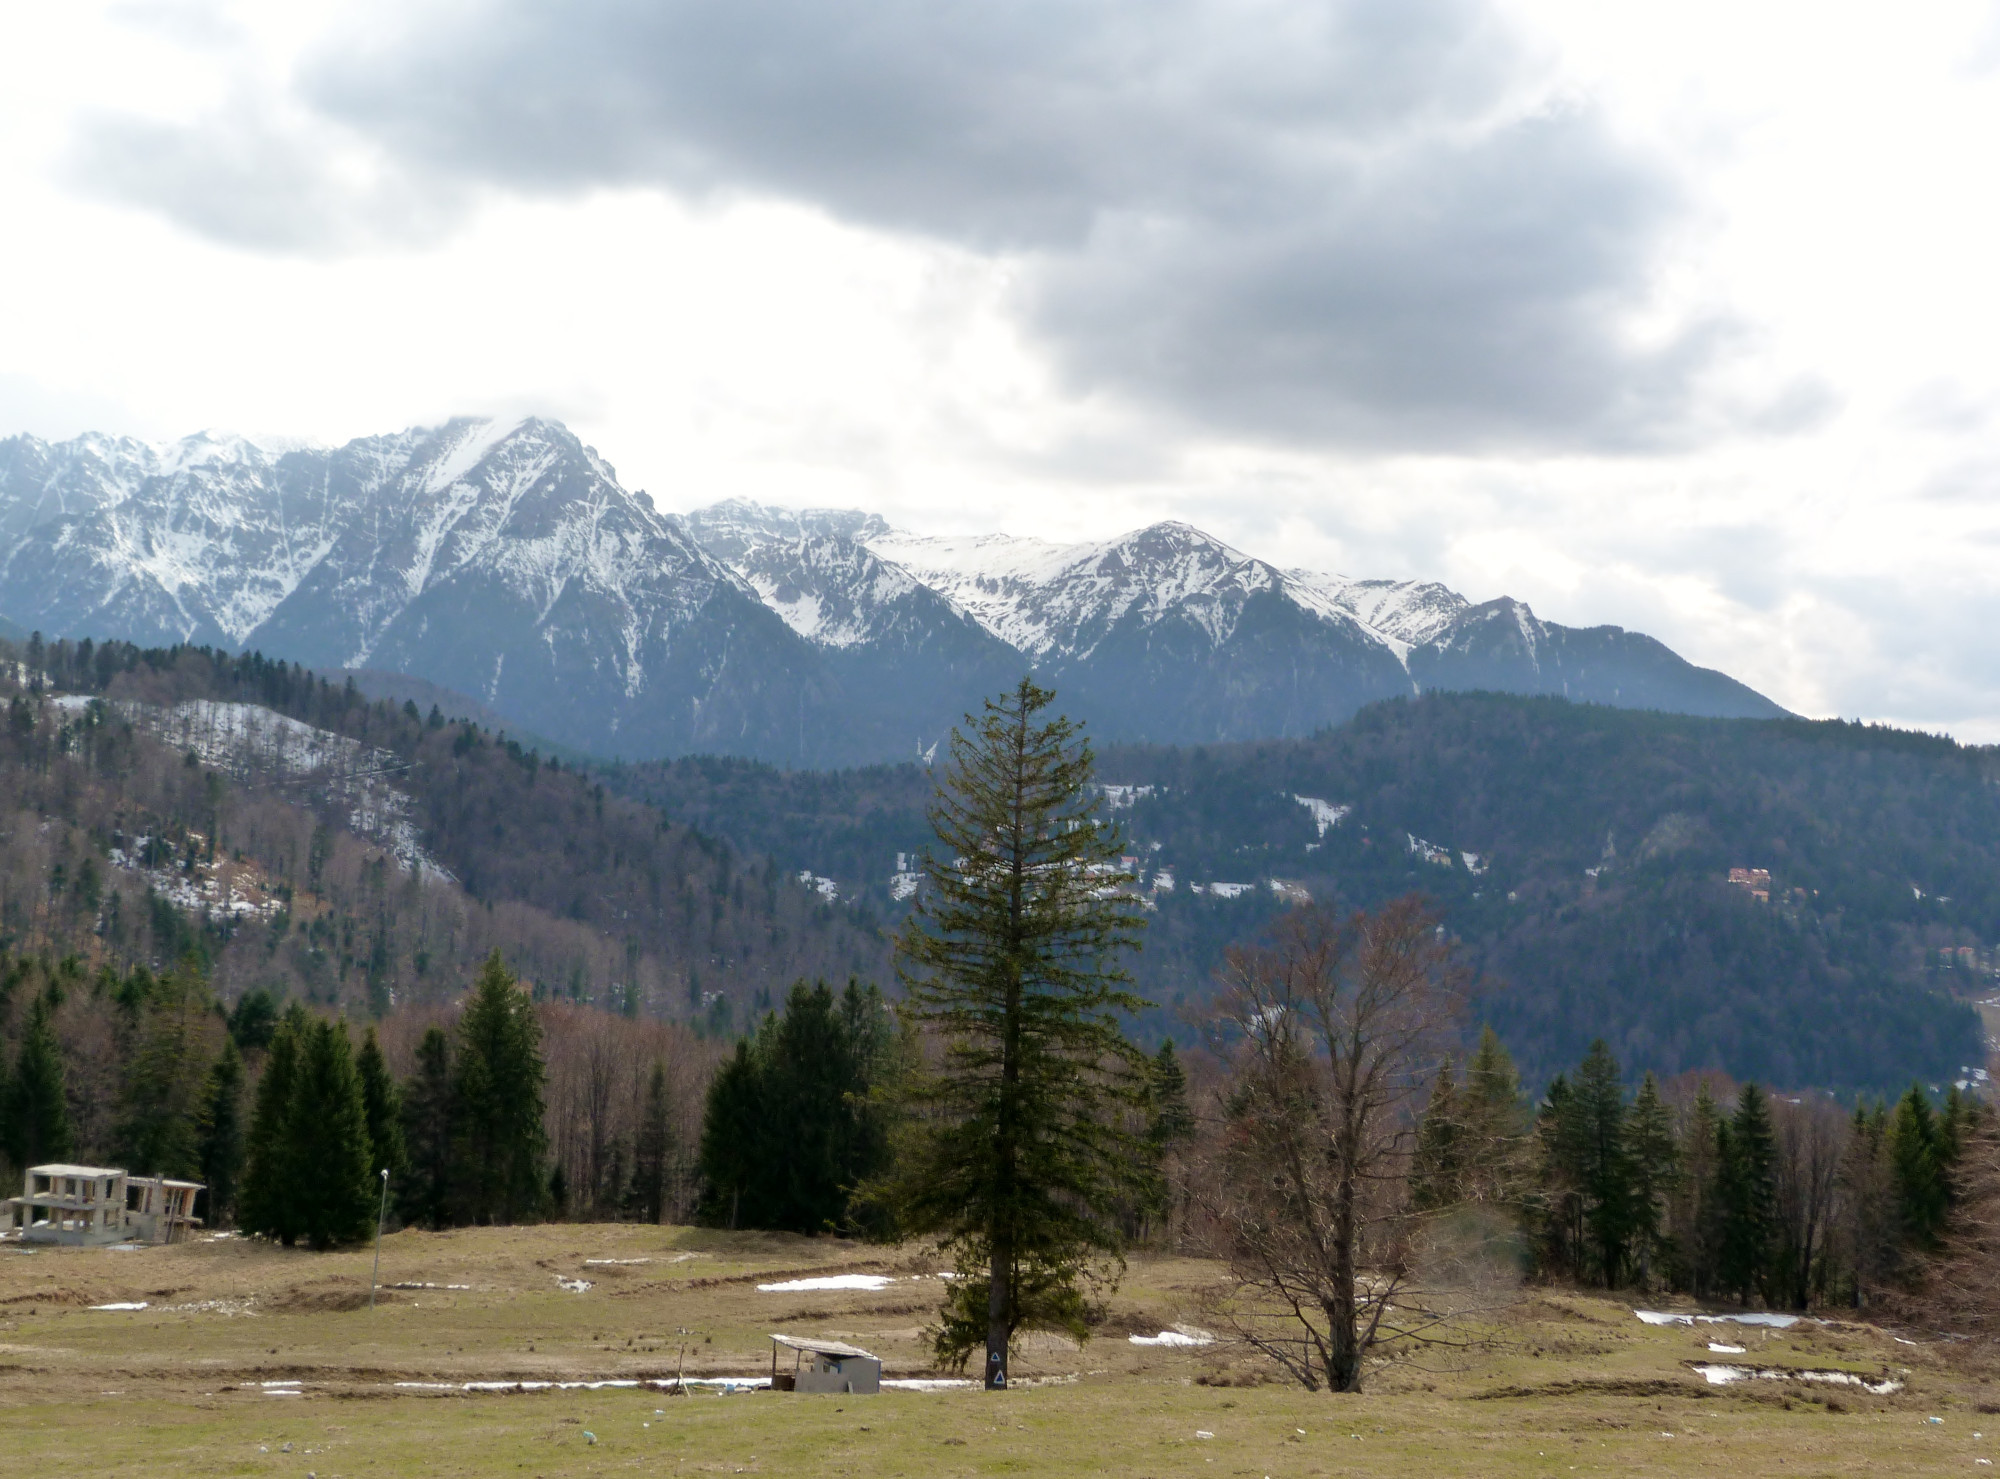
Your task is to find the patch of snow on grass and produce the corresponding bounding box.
[89,1302,147,1311]
[1636,1309,1801,1328]
[1130,1325,1215,1347]
[1708,1342,1747,1354]
[756,1274,892,1293]
[1690,1363,1902,1394]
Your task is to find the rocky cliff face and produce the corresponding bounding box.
[0,419,1784,763]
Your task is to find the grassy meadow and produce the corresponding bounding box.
[0,1224,1988,1476]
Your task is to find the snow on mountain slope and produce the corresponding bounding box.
[868,520,1436,667]
[0,421,1788,764]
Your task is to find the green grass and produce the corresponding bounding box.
[0,1224,1990,1476]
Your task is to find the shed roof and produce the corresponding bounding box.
[769,1334,879,1360]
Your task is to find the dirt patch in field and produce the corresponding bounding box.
[264,1286,406,1314]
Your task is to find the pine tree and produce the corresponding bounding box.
[1572,1041,1633,1287]
[632,1060,675,1225]
[285,1018,376,1249]
[1460,1026,1530,1205]
[881,678,1149,1388]
[1147,1040,1195,1152]
[1718,1083,1778,1304]
[697,1041,765,1229]
[398,1027,453,1229]
[240,1003,308,1244]
[196,1037,247,1227]
[7,992,73,1168]
[356,1026,407,1183]
[1534,1074,1584,1278]
[1889,1085,1948,1252]
[451,952,547,1224]
[1624,1073,1679,1288]
[1136,1038,1196,1241]
[1677,1084,1725,1298]
[1411,1057,1464,1212]
[116,957,218,1179]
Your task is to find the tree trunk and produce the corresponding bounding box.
[985,1236,1010,1389]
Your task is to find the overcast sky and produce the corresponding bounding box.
[6,1,2000,736]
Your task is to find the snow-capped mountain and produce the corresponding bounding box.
[692,501,1784,743]
[0,419,834,759]
[0,419,1784,766]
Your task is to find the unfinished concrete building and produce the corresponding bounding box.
[1,1165,203,1246]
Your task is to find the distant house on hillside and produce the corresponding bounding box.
[1727,867,1772,903]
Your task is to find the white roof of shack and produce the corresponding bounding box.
[26,1164,125,1178]
[769,1334,879,1360]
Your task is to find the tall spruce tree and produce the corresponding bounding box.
[1459,1026,1530,1206]
[117,957,218,1179]
[356,1026,407,1184]
[196,1038,246,1227]
[285,1018,377,1248]
[1677,1084,1725,1298]
[398,1027,454,1230]
[240,1003,309,1244]
[632,1060,675,1225]
[881,678,1148,1388]
[1572,1041,1634,1287]
[1718,1083,1778,1304]
[6,992,72,1168]
[451,952,547,1224]
[697,1041,763,1230]
[1889,1085,1949,1252]
[1141,1038,1196,1237]
[1625,1073,1679,1288]
[1411,1057,1465,1212]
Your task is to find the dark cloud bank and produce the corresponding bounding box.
[73,0,1736,452]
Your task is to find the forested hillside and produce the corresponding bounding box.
[611,695,1995,1096]
[0,634,889,1030]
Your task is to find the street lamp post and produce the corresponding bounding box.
[369,1168,389,1310]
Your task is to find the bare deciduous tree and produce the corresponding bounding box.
[1199,896,1476,1393]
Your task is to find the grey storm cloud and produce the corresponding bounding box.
[69,0,1731,452]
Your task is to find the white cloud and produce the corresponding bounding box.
[1,1,1999,738]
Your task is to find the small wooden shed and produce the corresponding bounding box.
[768,1334,882,1395]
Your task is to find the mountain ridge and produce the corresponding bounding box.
[0,417,1785,761]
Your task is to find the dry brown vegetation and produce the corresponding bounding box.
[2,1224,1996,1476]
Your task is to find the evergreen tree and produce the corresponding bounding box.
[285,1018,376,1248]
[697,1040,766,1229]
[1146,1040,1196,1152]
[356,1026,407,1182]
[632,1060,675,1225]
[1534,1074,1584,1278]
[116,957,218,1179]
[1718,1083,1778,1304]
[1889,1085,1949,1252]
[398,1027,454,1230]
[1572,1040,1634,1287]
[1677,1084,1725,1299]
[1411,1057,1464,1212]
[240,1003,308,1244]
[451,952,547,1224]
[1459,1026,1531,1205]
[880,678,1149,1388]
[1624,1073,1679,1288]
[7,992,73,1168]
[227,989,279,1052]
[196,1037,246,1227]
